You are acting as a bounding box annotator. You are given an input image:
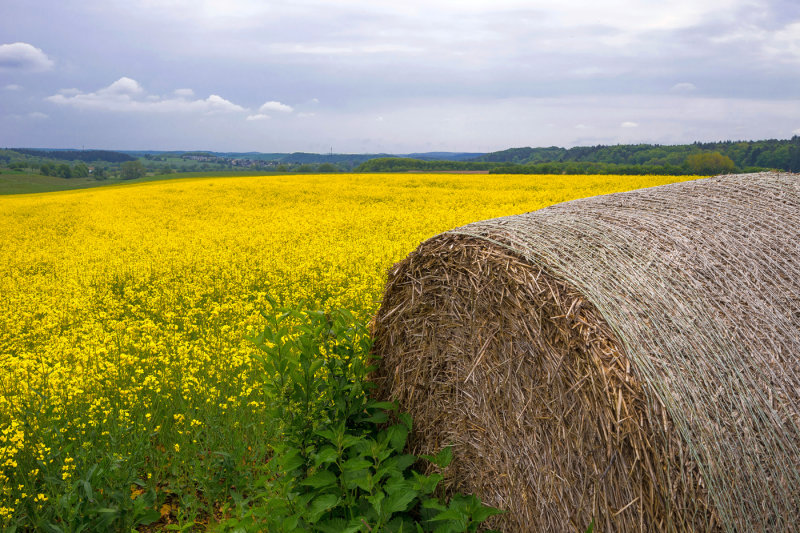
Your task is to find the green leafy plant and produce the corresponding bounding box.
[220,298,503,532]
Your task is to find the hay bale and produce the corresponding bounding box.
[372,172,800,532]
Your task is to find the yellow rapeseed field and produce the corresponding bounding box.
[0,172,697,527]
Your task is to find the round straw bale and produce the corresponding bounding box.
[372,172,800,532]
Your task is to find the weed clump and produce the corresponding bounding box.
[220,298,502,532]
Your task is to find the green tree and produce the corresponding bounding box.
[56,163,72,178]
[789,145,800,172]
[92,166,108,180]
[40,162,54,176]
[120,160,146,180]
[317,162,338,173]
[685,152,736,175]
[72,162,90,178]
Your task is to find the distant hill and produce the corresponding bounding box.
[274,153,388,165]
[11,149,136,163]
[119,150,487,165]
[404,152,485,161]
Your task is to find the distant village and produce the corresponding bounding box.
[180,153,279,168]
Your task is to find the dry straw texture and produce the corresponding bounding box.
[372,172,800,532]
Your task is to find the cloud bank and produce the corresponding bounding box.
[46,77,246,114]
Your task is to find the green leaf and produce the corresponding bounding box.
[585,519,595,533]
[421,446,453,468]
[341,434,364,449]
[133,509,162,526]
[307,493,339,523]
[421,497,446,511]
[385,424,409,453]
[375,454,416,483]
[282,515,299,530]
[430,507,468,522]
[382,485,418,515]
[315,518,355,533]
[309,358,325,376]
[393,454,416,471]
[300,469,337,489]
[367,490,385,516]
[341,457,372,472]
[80,479,93,502]
[316,428,336,442]
[313,446,339,467]
[385,515,418,533]
[369,401,398,411]
[411,471,443,494]
[471,504,505,523]
[278,449,305,473]
[398,413,413,431]
[342,468,373,492]
[363,410,389,424]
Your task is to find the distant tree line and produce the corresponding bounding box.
[39,161,91,178]
[11,149,136,163]
[354,158,495,172]
[472,137,800,172]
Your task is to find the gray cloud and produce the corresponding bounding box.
[1,0,799,150]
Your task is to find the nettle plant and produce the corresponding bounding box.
[222,298,502,532]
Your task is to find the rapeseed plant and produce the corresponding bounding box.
[0,172,697,529]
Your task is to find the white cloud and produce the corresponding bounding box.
[46,77,246,114]
[258,101,293,113]
[4,84,22,91]
[174,88,195,97]
[28,111,49,120]
[671,82,696,93]
[621,121,638,128]
[99,76,143,96]
[297,112,316,118]
[205,94,246,112]
[575,123,589,129]
[793,128,800,136]
[246,113,271,121]
[0,42,54,72]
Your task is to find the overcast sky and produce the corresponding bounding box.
[1,0,799,153]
